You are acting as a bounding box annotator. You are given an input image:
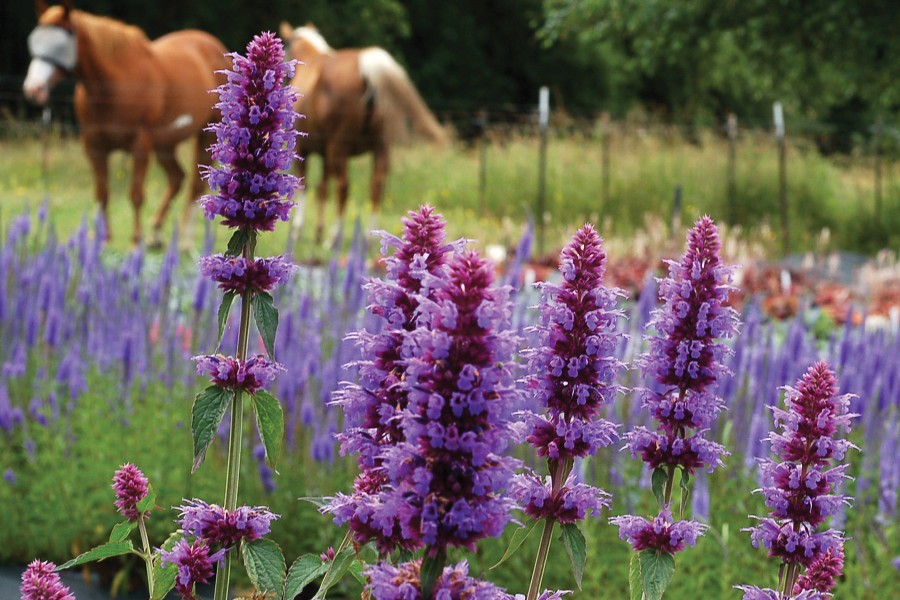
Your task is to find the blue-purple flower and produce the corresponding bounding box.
[160,538,227,600]
[20,560,75,600]
[199,32,299,231]
[198,254,296,294]
[740,362,855,597]
[511,473,610,524]
[176,498,279,548]
[609,507,706,553]
[112,463,150,521]
[193,354,284,394]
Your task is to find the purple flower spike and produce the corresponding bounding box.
[199,32,300,231]
[112,463,150,521]
[735,586,829,600]
[199,254,297,294]
[160,538,227,600]
[176,498,279,548]
[739,362,856,595]
[609,506,706,553]
[193,354,284,393]
[365,560,530,600]
[20,560,75,600]
[511,473,610,525]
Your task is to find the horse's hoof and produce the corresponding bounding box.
[147,237,164,251]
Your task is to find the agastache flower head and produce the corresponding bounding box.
[199,31,300,231]
[198,254,296,294]
[735,586,829,600]
[609,506,707,553]
[365,559,548,600]
[160,538,227,600]
[624,215,738,475]
[176,498,280,548]
[511,473,610,524]
[20,560,75,600]
[740,362,855,596]
[193,354,284,394]
[523,223,625,460]
[112,463,150,521]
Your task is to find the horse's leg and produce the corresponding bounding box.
[330,145,350,249]
[129,130,154,246]
[85,141,111,241]
[178,132,214,250]
[369,142,389,234]
[315,154,330,245]
[149,144,185,250]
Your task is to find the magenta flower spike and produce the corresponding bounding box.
[160,538,228,600]
[112,463,150,521]
[20,560,75,600]
[192,354,284,394]
[176,498,280,549]
[738,362,856,598]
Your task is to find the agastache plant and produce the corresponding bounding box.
[189,31,298,600]
[612,215,740,599]
[512,224,625,599]
[737,361,856,599]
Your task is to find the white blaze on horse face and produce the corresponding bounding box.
[23,58,57,105]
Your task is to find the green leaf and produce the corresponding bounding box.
[651,467,668,508]
[226,228,251,256]
[679,468,692,519]
[639,550,676,600]
[491,518,540,569]
[136,485,157,514]
[628,553,642,600]
[242,538,286,594]
[252,389,284,470]
[298,496,328,508]
[108,521,136,543]
[560,523,587,589]
[313,546,357,599]
[252,291,279,359]
[419,551,446,600]
[283,554,328,600]
[151,531,184,600]
[191,385,233,473]
[215,291,236,351]
[56,541,134,571]
[348,559,365,585]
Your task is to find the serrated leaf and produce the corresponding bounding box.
[252,292,279,359]
[191,385,233,473]
[137,485,157,514]
[151,531,184,600]
[216,291,236,351]
[108,521,136,543]
[560,522,587,589]
[629,552,642,600]
[226,229,251,256]
[313,546,357,599]
[651,467,668,508]
[56,541,134,571]
[252,389,284,470]
[419,551,446,600]
[491,518,540,569]
[243,538,286,594]
[639,550,676,600]
[283,554,329,600]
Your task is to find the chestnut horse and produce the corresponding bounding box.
[23,1,229,246]
[279,22,447,243]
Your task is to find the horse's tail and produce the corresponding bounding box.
[359,48,448,145]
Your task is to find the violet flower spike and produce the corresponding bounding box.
[160,538,227,600]
[193,354,284,394]
[20,560,75,600]
[739,362,857,597]
[199,254,297,294]
[176,498,280,548]
[112,463,150,521]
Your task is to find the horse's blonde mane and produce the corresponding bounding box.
[293,25,333,55]
[68,9,151,56]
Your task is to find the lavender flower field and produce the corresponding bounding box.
[1,200,899,597]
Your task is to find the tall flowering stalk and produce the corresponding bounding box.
[190,31,299,600]
[325,205,461,554]
[737,362,856,599]
[514,224,625,598]
[612,216,739,599]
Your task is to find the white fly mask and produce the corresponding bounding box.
[27,25,77,72]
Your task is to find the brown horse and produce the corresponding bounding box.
[23,1,229,246]
[279,22,447,243]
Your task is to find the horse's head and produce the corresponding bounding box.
[279,21,333,62]
[24,0,77,105]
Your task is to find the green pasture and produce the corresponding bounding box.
[1,126,897,261]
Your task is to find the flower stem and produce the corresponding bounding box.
[213,237,255,600]
[137,518,154,599]
[526,457,573,600]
